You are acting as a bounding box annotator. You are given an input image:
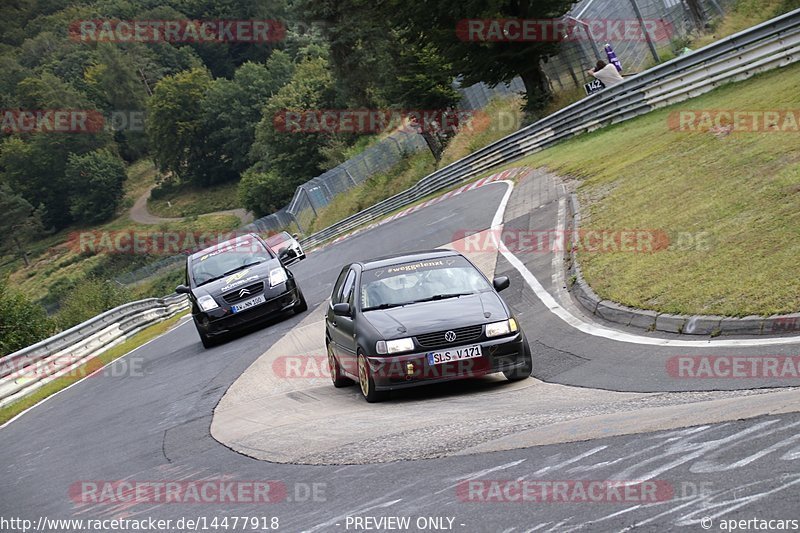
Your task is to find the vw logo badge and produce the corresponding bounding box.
[444,330,457,342]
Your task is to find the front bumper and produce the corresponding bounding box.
[365,331,527,391]
[195,279,301,336]
[284,246,305,262]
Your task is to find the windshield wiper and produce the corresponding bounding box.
[407,292,473,304]
[362,293,474,311]
[362,302,409,311]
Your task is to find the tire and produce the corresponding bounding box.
[328,342,352,388]
[357,352,387,403]
[294,288,308,313]
[504,338,533,382]
[196,323,216,349]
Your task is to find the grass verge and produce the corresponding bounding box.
[6,212,240,306]
[0,309,189,425]
[511,62,800,317]
[692,0,800,50]
[308,96,525,234]
[308,151,437,234]
[148,180,241,218]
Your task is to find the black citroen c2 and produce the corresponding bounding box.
[176,233,307,348]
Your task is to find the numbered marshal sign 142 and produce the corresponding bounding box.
[584,79,606,95]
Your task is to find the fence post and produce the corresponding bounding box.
[707,0,726,18]
[344,167,358,186]
[301,187,317,217]
[289,211,305,234]
[630,0,661,63]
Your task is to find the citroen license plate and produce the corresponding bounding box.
[231,294,265,313]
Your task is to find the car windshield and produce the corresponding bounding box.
[190,239,272,287]
[265,232,292,252]
[361,256,491,311]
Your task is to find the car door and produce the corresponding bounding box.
[327,265,348,341]
[330,268,358,374]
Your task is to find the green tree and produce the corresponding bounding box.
[384,0,573,115]
[4,71,113,229]
[295,0,397,108]
[238,168,296,217]
[146,67,213,182]
[303,0,572,115]
[0,183,44,267]
[197,52,295,184]
[249,57,340,184]
[65,149,127,224]
[0,279,54,356]
[0,133,111,230]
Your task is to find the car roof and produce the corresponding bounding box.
[188,233,260,260]
[358,249,463,270]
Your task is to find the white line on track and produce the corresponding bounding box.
[489,179,800,347]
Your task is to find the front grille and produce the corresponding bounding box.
[415,324,484,348]
[222,282,264,304]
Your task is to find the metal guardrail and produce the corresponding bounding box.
[298,8,800,250]
[0,294,189,407]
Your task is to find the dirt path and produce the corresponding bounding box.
[129,185,253,226]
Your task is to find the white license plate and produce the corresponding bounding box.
[427,344,483,365]
[231,294,265,313]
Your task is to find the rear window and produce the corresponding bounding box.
[265,232,292,252]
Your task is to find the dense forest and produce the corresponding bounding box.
[0,0,573,233]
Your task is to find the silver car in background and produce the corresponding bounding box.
[265,231,305,264]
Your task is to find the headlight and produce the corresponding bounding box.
[486,318,518,338]
[197,295,219,312]
[269,267,288,287]
[376,337,414,354]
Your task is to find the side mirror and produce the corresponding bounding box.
[493,276,510,292]
[175,284,191,294]
[292,233,299,239]
[332,302,351,317]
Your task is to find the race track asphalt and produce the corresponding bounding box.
[2,176,799,531]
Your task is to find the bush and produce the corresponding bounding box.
[238,169,296,217]
[0,279,55,356]
[54,277,131,331]
[66,149,127,224]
